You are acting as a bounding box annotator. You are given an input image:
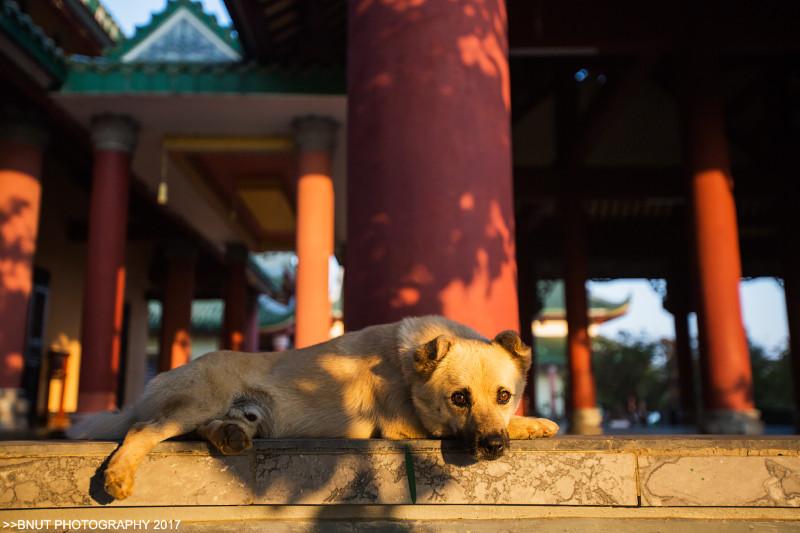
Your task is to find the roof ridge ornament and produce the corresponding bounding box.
[105,0,240,64]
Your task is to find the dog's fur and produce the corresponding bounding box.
[68,316,559,500]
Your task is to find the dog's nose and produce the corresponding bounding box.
[479,434,505,456]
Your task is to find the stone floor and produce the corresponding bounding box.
[1,437,799,531]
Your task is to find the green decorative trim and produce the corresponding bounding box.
[0,0,67,81]
[63,59,346,95]
[106,0,239,61]
[78,0,122,42]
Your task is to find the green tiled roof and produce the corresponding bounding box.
[63,59,345,94]
[148,297,295,335]
[537,281,630,321]
[0,0,67,82]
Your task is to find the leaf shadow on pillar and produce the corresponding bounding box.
[346,0,519,336]
[0,196,35,384]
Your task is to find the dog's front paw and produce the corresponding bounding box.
[508,416,560,439]
[219,423,252,454]
[536,418,560,437]
[104,465,135,500]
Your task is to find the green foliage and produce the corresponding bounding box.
[750,343,794,415]
[591,334,671,418]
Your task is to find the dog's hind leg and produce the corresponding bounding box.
[507,416,560,439]
[104,398,222,500]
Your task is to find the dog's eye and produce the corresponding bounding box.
[451,391,468,407]
[245,413,258,422]
[497,390,511,405]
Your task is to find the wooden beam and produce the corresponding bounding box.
[569,55,657,166]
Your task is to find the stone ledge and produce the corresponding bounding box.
[1,437,799,510]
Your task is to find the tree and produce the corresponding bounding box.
[591,334,671,422]
[750,342,794,423]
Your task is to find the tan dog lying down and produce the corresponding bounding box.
[68,316,559,500]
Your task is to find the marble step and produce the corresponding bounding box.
[1,436,799,511]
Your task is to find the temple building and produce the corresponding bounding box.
[531,282,630,422]
[1,0,799,435]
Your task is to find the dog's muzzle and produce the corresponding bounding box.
[473,431,510,460]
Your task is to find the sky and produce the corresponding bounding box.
[101,0,791,354]
[102,0,231,36]
[591,278,789,354]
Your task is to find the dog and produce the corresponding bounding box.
[68,315,559,500]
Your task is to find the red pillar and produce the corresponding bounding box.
[563,200,601,434]
[78,115,137,413]
[666,278,696,424]
[158,246,196,372]
[345,0,519,338]
[220,244,248,351]
[293,116,337,348]
[685,57,762,434]
[0,113,47,427]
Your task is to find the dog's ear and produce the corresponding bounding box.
[493,330,532,372]
[414,335,453,376]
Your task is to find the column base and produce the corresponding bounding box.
[0,388,29,430]
[699,409,764,435]
[570,407,603,435]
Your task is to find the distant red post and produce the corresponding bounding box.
[685,56,762,433]
[78,114,138,412]
[158,245,196,372]
[345,0,519,338]
[563,200,601,434]
[293,116,337,349]
[0,112,47,428]
[220,244,248,351]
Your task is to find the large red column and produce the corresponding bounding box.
[563,200,601,434]
[0,112,47,428]
[345,0,519,338]
[292,116,337,348]
[220,244,248,351]
[685,57,762,434]
[78,114,138,412]
[158,246,196,372]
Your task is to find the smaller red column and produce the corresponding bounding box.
[78,114,138,413]
[0,111,47,429]
[563,198,601,435]
[292,116,337,348]
[158,246,196,372]
[220,244,249,351]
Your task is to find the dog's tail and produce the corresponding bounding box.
[66,409,135,440]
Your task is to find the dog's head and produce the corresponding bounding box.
[410,330,531,460]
